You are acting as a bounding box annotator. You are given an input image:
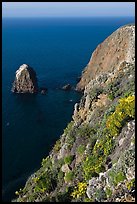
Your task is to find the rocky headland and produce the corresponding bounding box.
[13,24,135,202]
[11,64,38,93]
[76,24,135,92]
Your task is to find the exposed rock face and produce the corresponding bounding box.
[62,84,71,91]
[86,120,135,202]
[61,164,71,173]
[40,87,47,95]
[76,24,135,91]
[12,64,38,93]
[14,24,135,203]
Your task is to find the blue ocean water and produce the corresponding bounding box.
[2,17,134,201]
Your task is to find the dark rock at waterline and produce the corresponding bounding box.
[62,84,71,91]
[11,64,38,93]
[40,87,47,95]
[40,90,47,95]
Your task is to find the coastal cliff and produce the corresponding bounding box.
[76,24,135,92]
[14,24,135,202]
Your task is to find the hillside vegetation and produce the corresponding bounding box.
[13,24,135,202]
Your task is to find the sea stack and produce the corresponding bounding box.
[11,64,38,93]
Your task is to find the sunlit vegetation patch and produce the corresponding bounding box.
[83,95,135,180]
[71,182,87,199]
[106,95,135,137]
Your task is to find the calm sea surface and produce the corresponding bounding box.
[2,17,134,201]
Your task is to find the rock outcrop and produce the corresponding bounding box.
[11,64,38,93]
[13,24,135,202]
[76,24,135,91]
[40,87,47,95]
[62,84,71,91]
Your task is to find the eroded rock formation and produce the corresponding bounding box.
[11,64,38,93]
[62,84,71,91]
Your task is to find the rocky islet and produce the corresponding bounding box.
[11,64,38,93]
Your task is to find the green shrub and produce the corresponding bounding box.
[57,158,64,168]
[109,170,126,186]
[64,171,74,182]
[87,137,97,153]
[64,155,74,165]
[64,121,76,149]
[89,86,103,100]
[93,130,115,157]
[123,90,133,98]
[57,171,64,181]
[33,169,57,193]
[100,106,115,129]
[108,93,115,100]
[76,125,96,139]
[55,186,73,202]
[105,187,112,198]
[27,194,37,202]
[41,156,52,168]
[77,145,85,155]
[66,135,75,149]
[104,81,119,96]
[53,139,61,152]
[64,121,74,135]
[114,171,126,185]
[82,154,104,180]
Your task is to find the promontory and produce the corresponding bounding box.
[13,24,135,202]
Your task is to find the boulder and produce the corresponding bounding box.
[40,87,47,95]
[62,84,71,91]
[11,64,38,93]
[61,164,71,173]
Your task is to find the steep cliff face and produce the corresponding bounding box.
[14,24,135,202]
[76,24,135,91]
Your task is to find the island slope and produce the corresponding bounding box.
[14,24,135,202]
